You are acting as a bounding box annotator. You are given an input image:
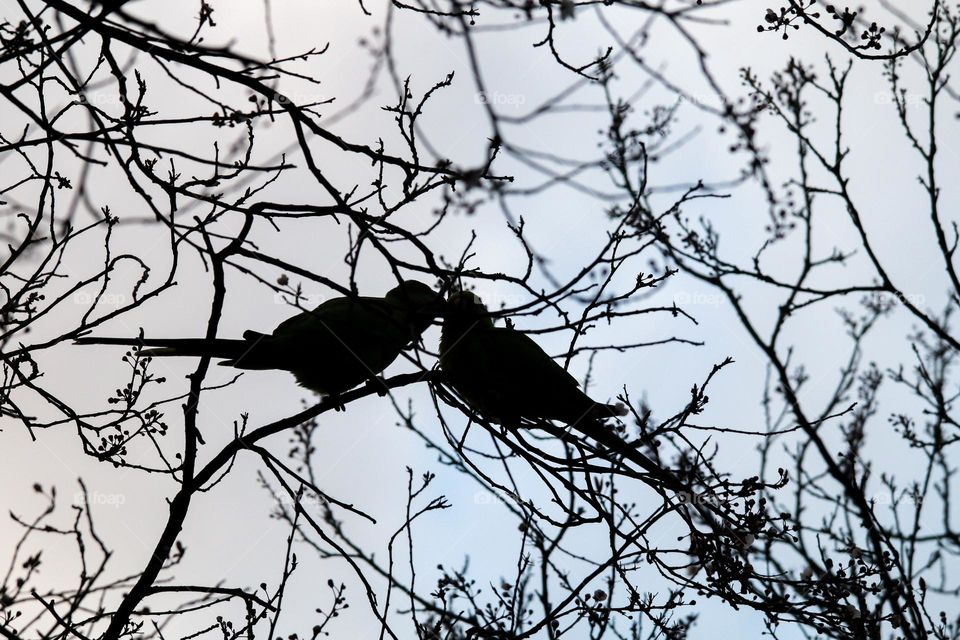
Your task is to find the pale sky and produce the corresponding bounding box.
[0,1,954,638]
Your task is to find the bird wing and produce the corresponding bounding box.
[443,323,592,424]
[490,328,618,424]
[272,297,359,336]
[486,327,583,391]
[263,296,412,394]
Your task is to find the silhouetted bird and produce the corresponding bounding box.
[435,290,697,492]
[440,292,734,521]
[77,281,444,397]
[439,291,627,428]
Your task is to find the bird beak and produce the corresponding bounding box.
[430,298,450,319]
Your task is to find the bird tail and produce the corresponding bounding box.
[567,418,676,488]
[590,401,629,421]
[559,400,629,437]
[75,336,250,361]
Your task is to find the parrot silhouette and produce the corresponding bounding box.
[439,290,627,427]
[77,280,444,397]
[439,291,739,526]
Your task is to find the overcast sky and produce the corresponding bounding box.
[1,1,955,638]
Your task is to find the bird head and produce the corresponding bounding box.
[445,290,494,328]
[385,280,447,334]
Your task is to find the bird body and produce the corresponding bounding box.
[436,292,691,492]
[439,292,625,427]
[78,281,443,396]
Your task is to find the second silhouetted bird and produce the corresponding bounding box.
[435,291,683,488]
[77,280,444,396]
[439,291,627,427]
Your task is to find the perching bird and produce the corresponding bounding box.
[77,281,444,397]
[440,291,739,530]
[439,291,627,428]
[438,291,694,491]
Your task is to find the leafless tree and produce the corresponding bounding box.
[0,1,955,639]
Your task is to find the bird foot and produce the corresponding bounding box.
[365,376,390,397]
[327,393,346,412]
